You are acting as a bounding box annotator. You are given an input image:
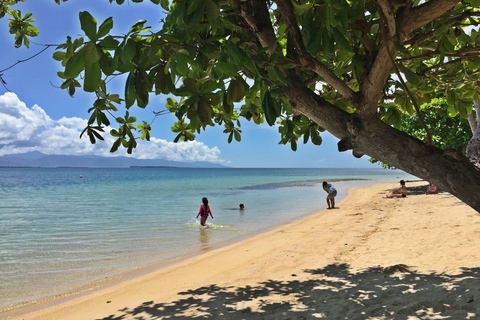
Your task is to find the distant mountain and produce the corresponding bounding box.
[0,151,227,168]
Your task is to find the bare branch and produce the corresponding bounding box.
[0,45,54,74]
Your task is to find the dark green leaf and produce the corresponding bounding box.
[161,0,169,10]
[227,78,246,103]
[125,72,136,108]
[121,37,136,64]
[332,27,353,52]
[197,98,212,124]
[262,91,277,126]
[84,61,101,92]
[135,68,152,107]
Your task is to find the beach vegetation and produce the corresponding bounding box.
[2,0,480,211]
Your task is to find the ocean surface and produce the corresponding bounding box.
[0,167,416,310]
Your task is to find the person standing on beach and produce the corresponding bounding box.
[322,181,337,209]
[196,197,213,226]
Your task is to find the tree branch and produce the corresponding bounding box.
[398,0,461,37]
[360,0,461,114]
[274,0,359,106]
[238,0,280,55]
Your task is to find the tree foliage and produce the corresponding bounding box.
[371,98,473,168]
[402,98,472,152]
[2,0,480,211]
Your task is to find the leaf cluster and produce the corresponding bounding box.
[3,0,480,156]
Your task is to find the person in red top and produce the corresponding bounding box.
[196,197,213,226]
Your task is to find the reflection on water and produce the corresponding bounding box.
[199,226,211,251]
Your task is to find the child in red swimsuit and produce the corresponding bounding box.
[196,197,213,226]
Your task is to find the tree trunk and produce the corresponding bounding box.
[284,79,480,213]
[466,102,480,169]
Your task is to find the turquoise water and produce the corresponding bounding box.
[0,167,415,310]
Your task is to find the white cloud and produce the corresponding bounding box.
[136,138,222,162]
[0,92,224,163]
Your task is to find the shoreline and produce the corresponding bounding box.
[3,180,479,320]
[0,176,368,313]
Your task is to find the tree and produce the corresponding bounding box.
[2,0,480,212]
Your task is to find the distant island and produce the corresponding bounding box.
[0,151,227,168]
[130,166,178,168]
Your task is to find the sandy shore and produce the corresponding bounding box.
[3,180,480,320]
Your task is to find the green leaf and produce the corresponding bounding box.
[98,36,120,49]
[97,17,113,39]
[262,91,277,126]
[79,11,97,41]
[121,37,136,64]
[134,68,152,107]
[332,27,353,52]
[84,61,102,92]
[125,72,136,108]
[64,51,85,78]
[52,51,66,61]
[197,98,212,124]
[161,0,169,10]
[174,52,189,76]
[110,138,122,152]
[223,93,232,114]
[228,78,246,103]
[205,0,219,22]
[214,62,238,77]
[128,19,147,34]
[404,68,420,85]
[82,42,101,65]
[183,78,199,95]
[322,32,335,60]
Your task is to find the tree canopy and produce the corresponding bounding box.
[2,0,480,211]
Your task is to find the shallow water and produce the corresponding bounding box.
[0,167,415,309]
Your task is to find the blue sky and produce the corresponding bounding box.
[0,0,378,168]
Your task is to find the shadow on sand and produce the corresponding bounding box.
[406,184,444,195]
[97,263,480,320]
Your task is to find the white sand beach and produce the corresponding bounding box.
[2,180,480,320]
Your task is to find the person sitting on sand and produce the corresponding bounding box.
[385,180,407,198]
[196,197,213,226]
[322,181,337,209]
[426,183,437,195]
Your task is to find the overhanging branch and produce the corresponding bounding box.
[274,0,359,106]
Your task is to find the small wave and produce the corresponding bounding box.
[184,219,239,230]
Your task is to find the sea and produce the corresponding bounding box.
[0,167,416,310]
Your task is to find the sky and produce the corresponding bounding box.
[0,0,378,168]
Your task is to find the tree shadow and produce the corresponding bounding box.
[97,264,480,319]
[407,184,444,195]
